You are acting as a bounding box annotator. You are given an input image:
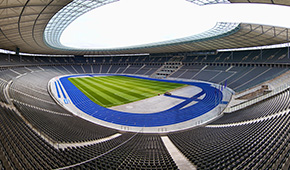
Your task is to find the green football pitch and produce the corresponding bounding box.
[68,75,186,108]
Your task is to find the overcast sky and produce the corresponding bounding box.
[60,0,290,49]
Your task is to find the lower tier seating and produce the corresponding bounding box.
[169,112,290,169]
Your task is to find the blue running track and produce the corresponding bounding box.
[59,74,223,127]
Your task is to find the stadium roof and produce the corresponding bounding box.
[0,0,290,55]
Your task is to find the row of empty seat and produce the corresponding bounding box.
[0,48,289,169]
[0,105,179,169]
[8,71,119,143]
[169,111,290,169]
[212,88,290,124]
[1,47,290,65]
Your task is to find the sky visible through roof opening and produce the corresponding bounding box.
[60,0,290,49]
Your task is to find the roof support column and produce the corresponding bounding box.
[15,47,20,56]
[287,42,290,58]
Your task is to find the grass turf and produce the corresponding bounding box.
[68,75,186,108]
